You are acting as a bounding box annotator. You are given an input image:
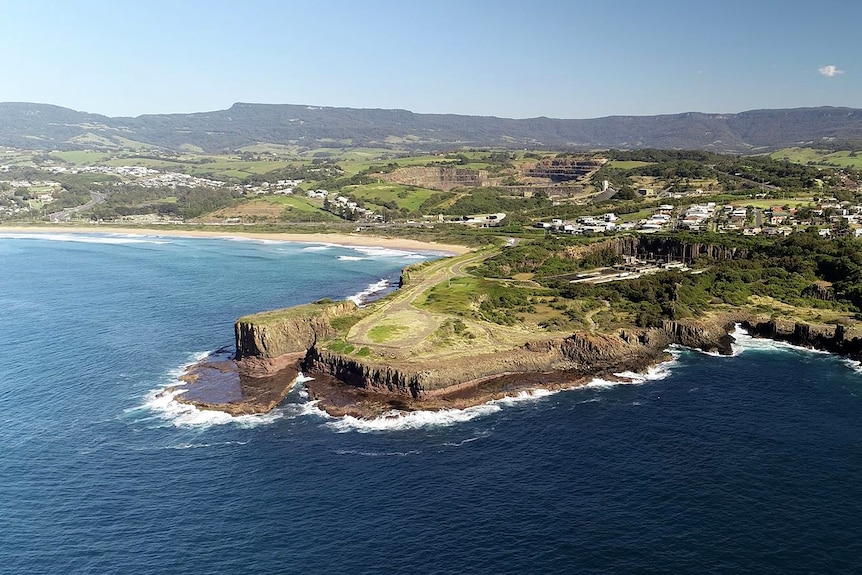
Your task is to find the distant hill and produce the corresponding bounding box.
[2,102,862,153]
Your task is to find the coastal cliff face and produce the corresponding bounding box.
[743,319,862,358]
[303,347,426,398]
[234,300,357,359]
[302,317,744,400]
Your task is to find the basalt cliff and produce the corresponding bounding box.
[742,318,862,357]
[225,305,752,417]
[224,302,862,418]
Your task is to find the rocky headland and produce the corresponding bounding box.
[174,236,862,419]
[175,299,862,419]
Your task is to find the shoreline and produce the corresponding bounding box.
[0,224,472,255]
[178,319,862,422]
[173,348,675,420]
[165,317,862,422]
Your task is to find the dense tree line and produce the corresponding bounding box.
[91,184,240,220]
[435,188,551,216]
[593,149,841,194]
[477,231,862,327]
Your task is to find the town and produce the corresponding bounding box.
[2,146,862,242]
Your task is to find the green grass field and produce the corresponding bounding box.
[418,277,481,316]
[99,155,296,180]
[342,182,437,212]
[771,147,862,169]
[50,151,115,165]
[617,208,655,222]
[607,160,654,169]
[263,195,324,212]
[728,198,814,209]
[366,324,408,343]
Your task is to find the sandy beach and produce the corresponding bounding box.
[0,224,472,255]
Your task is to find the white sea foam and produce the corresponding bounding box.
[337,255,366,261]
[333,448,421,457]
[137,352,307,429]
[347,278,391,306]
[165,440,250,450]
[494,388,560,405]
[442,432,490,447]
[325,403,502,433]
[0,232,172,245]
[842,358,862,375]
[321,354,685,433]
[583,377,626,389]
[730,324,830,356]
[143,386,284,428]
[325,388,561,433]
[301,245,334,252]
[350,246,419,259]
[224,236,287,245]
[579,348,681,389]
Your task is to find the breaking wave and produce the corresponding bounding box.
[347,278,392,306]
[321,351,684,433]
[0,232,173,245]
[842,358,862,375]
[730,324,830,356]
[130,351,297,429]
[350,246,424,259]
[141,385,284,429]
[325,404,501,433]
[325,389,564,433]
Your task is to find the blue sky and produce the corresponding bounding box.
[1,0,858,118]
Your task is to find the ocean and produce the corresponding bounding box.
[2,232,862,574]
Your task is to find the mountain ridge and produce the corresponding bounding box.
[2,102,861,153]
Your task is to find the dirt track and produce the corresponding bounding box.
[347,250,491,350]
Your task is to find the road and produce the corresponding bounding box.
[49,191,106,222]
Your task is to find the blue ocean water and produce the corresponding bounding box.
[2,232,862,574]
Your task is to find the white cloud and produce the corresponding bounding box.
[819,65,844,77]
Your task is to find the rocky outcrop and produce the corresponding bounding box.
[743,318,862,358]
[234,300,357,359]
[398,263,426,288]
[660,317,745,354]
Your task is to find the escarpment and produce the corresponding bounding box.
[235,300,358,359]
